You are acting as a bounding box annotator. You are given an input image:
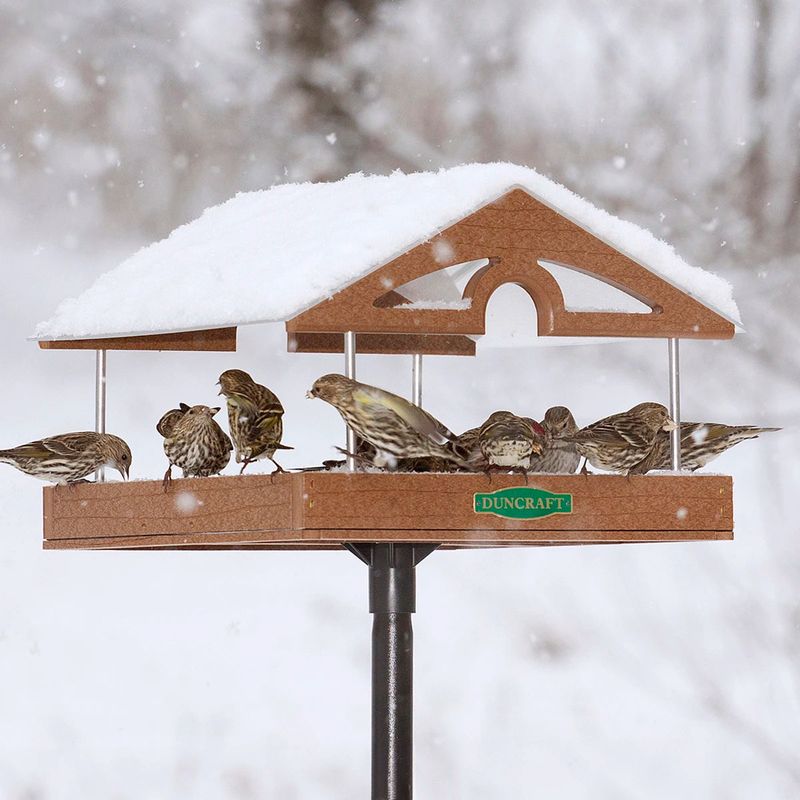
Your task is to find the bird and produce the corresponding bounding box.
[560,402,676,474]
[218,369,293,474]
[307,373,469,467]
[527,406,581,474]
[0,432,131,484]
[160,404,232,490]
[628,422,781,474]
[478,411,545,476]
[156,403,190,437]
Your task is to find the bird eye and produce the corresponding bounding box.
[122,454,129,461]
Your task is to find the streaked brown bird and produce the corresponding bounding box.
[308,373,468,467]
[528,406,581,474]
[156,403,190,437]
[161,404,232,489]
[0,432,131,484]
[218,369,292,474]
[629,422,781,474]
[478,411,545,475]
[562,402,676,474]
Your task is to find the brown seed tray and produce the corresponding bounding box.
[42,472,733,551]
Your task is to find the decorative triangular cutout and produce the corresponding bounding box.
[287,188,734,354]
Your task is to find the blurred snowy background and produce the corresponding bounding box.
[1,1,798,798]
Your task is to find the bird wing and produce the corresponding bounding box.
[352,386,456,444]
[1,433,99,460]
[156,407,188,437]
[228,385,285,446]
[41,433,96,455]
[580,415,653,450]
[234,384,284,421]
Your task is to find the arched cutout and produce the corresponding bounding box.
[482,283,539,347]
[537,260,656,314]
[373,259,488,309]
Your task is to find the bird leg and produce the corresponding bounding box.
[268,458,286,474]
[162,465,173,493]
[239,458,252,475]
[267,457,287,484]
[579,458,592,477]
[512,466,530,486]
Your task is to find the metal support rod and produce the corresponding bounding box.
[411,354,422,407]
[371,545,414,800]
[95,350,107,481]
[668,338,681,471]
[344,331,357,471]
[345,543,437,800]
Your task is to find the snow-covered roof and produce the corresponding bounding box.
[34,163,740,340]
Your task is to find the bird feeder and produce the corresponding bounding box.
[33,164,739,799]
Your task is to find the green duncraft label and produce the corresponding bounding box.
[473,487,573,519]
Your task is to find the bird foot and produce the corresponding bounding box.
[162,466,173,493]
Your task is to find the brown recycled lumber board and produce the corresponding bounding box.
[42,473,733,551]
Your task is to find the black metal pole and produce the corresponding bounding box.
[346,543,437,800]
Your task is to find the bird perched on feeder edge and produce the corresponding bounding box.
[160,404,232,490]
[528,406,581,474]
[560,402,676,474]
[478,411,545,477]
[307,373,469,468]
[628,421,781,474]
[0,432,131,484]
[218,369,292,473]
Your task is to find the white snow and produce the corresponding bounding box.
[33,163,741,340]
[398,299,472,310]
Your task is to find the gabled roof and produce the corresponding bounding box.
[34,163,740,342]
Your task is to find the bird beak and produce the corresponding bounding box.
[662,418,678,432]
[211,406,221,416]
[530,440,544,456]
[306,390,314,399]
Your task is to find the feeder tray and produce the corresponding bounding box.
[42,472,733,550]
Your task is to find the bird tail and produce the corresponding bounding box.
[273,443,294,451]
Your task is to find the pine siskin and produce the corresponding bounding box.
[478,411,545,475]
[160,404,232,489]
[0,432,131,484]
[218,369,293,474]
[562,402,676,474]
[629,422,781,474]
[308,373,468,467]
[527,406,581,474]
